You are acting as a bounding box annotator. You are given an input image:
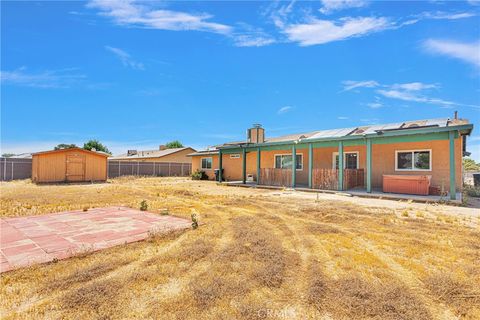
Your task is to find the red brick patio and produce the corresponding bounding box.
[0,207,191,273]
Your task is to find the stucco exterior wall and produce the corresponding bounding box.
[191,154,218,180]
[191,137,462,190]
[369,138,462,190]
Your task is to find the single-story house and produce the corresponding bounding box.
[110,146,196,163]
[189,116,473,200]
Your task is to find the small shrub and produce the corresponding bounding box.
[160,208,169,215]
[140,200,148,211]
[82,207,89,212]
[191,213,199,229]
[191,169,208,180]
[464,185,480,198]
[401,210,409,217]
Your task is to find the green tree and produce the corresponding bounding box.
[83,140,111,154]
[1,153,15,158]
[463,157,480,171]
[54,143,78,150]
[165,140,184,149]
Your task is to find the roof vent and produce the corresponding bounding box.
[127,150,137,156]
[407,123,419,128]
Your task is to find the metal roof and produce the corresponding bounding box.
[196,117,472,152]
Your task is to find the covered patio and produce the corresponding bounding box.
[217,125,466,201]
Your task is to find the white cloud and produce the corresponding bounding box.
[88,0,232,34]
[418,11,477,20]
[271,2,475,47]
[342,80,379,91]
[234,35,277,48]
[423,39,480,67]
[391,82,439,91]
[366,102,383,109]
[360,118,380,124]
[337,116,349,120]
[319,0,369,14]
[231,24,276,47]
[233,35,275,47]
[278,106,293,114]
[377,89,464,109]
[105,46,144,70]
[284,16,390,46]
[342,79,480,109]
[0,67,86,88]
[90,1,276,47]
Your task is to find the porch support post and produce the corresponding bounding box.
[449,131,456,200]
[366,139,372,193]
[218,149,223,182]
[256,147,261,185]
[308,143,313,188]
[242,147,247,184]
[338,141,344,191]
[292,144,297,188]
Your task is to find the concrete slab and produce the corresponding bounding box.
[0,206,191,273]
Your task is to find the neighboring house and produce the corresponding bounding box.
[189,117,473,200]
[110,146,196,163]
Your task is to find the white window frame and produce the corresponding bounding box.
[274,153,303,171]
[332,151,359,169]
[395,149,432,172]
[201,157,213,170]
[230,154,240,159]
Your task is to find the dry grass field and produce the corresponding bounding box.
[1,177,479,319]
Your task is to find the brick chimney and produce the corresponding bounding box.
[247,124,265,144]
[159,145,167,150]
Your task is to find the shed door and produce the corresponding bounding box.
[66,154,85,181]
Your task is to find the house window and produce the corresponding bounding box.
[230,154,240,159]
[274,154,303,170]
[395,150,431,171]
[333,152,359,169]
[201,157,212,170]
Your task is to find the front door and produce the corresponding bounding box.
[66,154,85,181]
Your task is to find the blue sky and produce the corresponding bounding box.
[1,0,479,159]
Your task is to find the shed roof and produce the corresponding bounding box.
[32,147,110,157]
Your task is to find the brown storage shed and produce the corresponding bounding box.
[32,148,108,183]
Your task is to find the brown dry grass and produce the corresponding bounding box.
[0,177,479,319]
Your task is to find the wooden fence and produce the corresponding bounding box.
[312,168,365,190]
[259,168,292,187]
[344,169,364,190]
[312,168,339,190]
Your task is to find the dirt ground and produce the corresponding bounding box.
[1,177,479,319]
